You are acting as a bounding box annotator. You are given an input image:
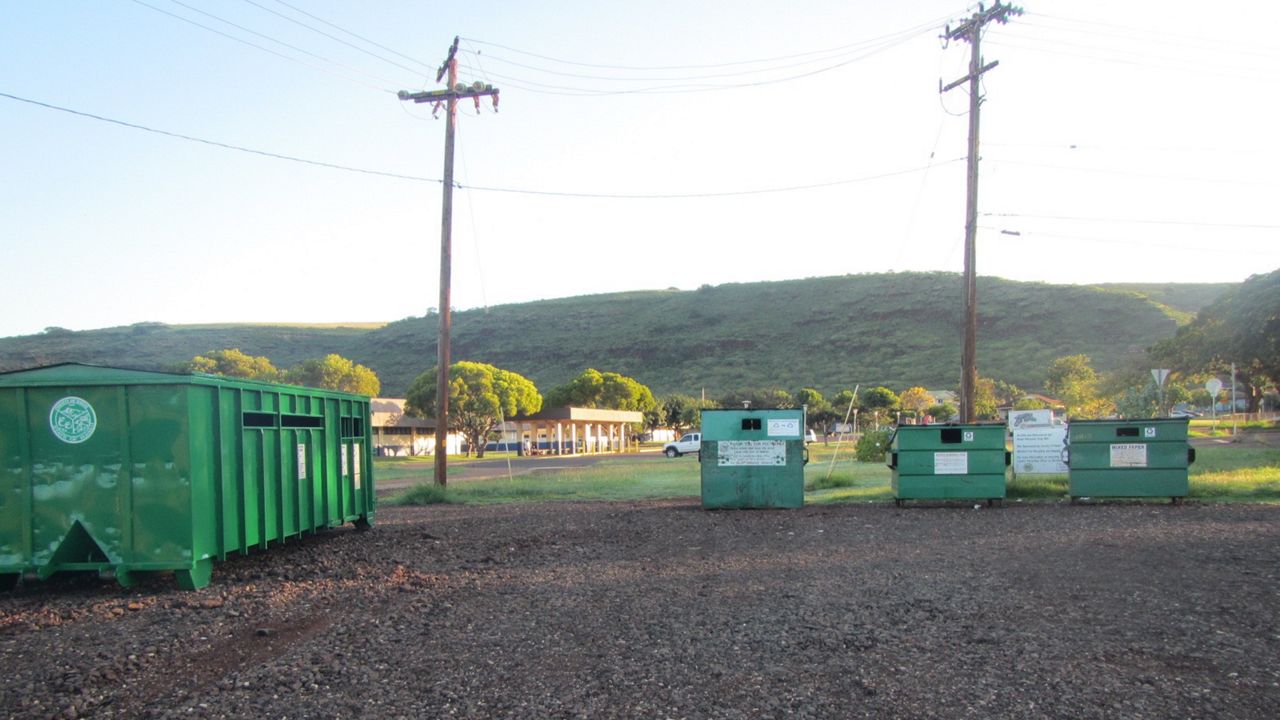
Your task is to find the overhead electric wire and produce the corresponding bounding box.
[984,157,1278,187]
[461,13,954,72]
[239,0,431,78]
[460,32,925,96]
[1030,11,1280,58]
[982,211,1280,230]
[1,91,435,183]
[268,0,436,73]
[128,0,402,94]
[975,226,1267,254]
[3,90,964,199]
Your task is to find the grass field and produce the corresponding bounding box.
[385,443,1280,506]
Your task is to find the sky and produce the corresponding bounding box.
[2,0,1278,339]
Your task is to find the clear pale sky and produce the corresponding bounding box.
[2,1,1277,339]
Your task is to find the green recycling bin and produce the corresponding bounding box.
[700,408,807,509]
[0,363,375,591]
[889,423,1009,506]
[1066,418,1194,502]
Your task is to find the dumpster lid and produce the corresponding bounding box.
[0,362,371,400]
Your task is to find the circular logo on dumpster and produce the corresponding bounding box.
[49,396,97,444]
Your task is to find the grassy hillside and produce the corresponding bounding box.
[0,273,1228,398]
[1092,282,1235,324]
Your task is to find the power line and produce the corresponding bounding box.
[460,159,966,199]
[239,0,430,78]
[2,91,963,199]
[459,33,924,96]
[1,91,434,183]
[127,0,402,93]
[268,0,437,72]
[984,157,1279,188]
[460,14,954,73]
[982,211,1280,230]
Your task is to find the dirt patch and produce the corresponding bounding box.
[2,501,1278,718]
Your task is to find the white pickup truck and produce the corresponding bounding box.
[663,432,701,458]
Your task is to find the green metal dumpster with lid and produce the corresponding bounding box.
[700,408,808,509]
[889,423,1009,506]
[0,363,374,591]
[1065,418,1194,502]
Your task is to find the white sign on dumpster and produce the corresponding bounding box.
[1012,426,1068,474]
[718,440,787,466]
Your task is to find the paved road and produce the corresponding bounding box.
[376,450,676,491]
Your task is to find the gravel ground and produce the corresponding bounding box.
[2,500,1278,719]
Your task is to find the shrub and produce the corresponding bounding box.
[395,482,452,505]
[855,430,892,463]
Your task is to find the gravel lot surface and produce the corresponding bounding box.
[3,501,1278,719]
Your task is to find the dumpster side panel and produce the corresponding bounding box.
[0,389,30,571]
[27,386,134,570]
[126,385,195,569]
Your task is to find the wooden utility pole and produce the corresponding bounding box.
[942,2,1021,423]
[399,37,499,486]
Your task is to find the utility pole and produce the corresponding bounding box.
[941,2,1021,422]
[399,37,499,486]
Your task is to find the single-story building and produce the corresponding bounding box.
[372,400,644,456]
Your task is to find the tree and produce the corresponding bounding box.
[544,369,657,413]
[286,354,381,395]
[1045,354,1105,418]
[897,386,935,420]
[1151,269,1280,412]
[795,387,834,431]
[927,402,957,421]
[992,380,1024,407]
[186,349,280,381]
[860,387,899,430]
[660,394,713,434]
[404,362,542,459]
[973,377,1000,420]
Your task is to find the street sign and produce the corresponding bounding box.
[1151,368,1170,387]
[1205,378,1223,397]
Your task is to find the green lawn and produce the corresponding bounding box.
[385,445,1280,506]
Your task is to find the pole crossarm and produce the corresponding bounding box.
[941,61,999,93]
[397,85,500,104]
[944,2,1023,42]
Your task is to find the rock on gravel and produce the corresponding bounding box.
[2,501,1278,719]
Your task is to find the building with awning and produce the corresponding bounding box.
[372,400,642,456]
[504,406,644,454]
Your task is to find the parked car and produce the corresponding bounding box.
[805,429,817,443]
[663,432,701,458]
[1170,409,1201,419]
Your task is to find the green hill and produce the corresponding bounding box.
[0,273,1230,398]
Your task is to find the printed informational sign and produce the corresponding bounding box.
[341,445,349,478]
[353,442,362,489]
[1144,427,1157,438]
[49,396,97,444]
[1110,443,1148,468]
[296,443,307,480]
[1012,426,1068,474]
[767,419,800,438]
[1007,408,1053,430]
[718,440,787,466]
[934,451,969,475]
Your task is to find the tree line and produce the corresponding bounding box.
[182,269,1278,455]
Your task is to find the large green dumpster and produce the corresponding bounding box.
[1066,418,1194,502]
[889,424,1009,506]
[0,363,374,591]
[700,408,807,509]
